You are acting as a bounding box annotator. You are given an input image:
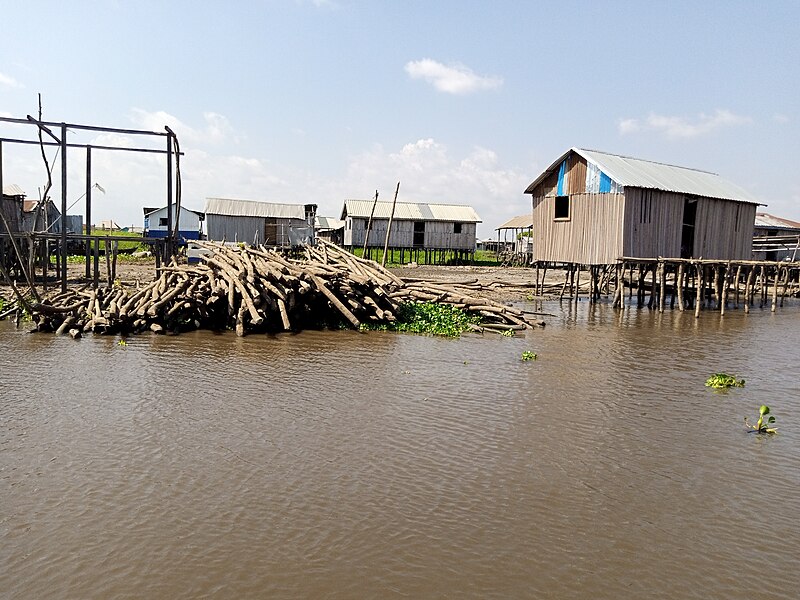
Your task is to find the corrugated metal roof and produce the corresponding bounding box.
[205,197,306,219]
[755,212,800,230]
[524,147,759,203]
[341,200,481,223]
[2,184,26,197]
[315,216,345,230]
[497,214,533,229]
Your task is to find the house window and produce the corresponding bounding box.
[639,192,652,224]
[454,222,462,234]
[159,217,168,226]
[554,195,570,220]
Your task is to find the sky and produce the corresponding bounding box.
[1,0,799,238]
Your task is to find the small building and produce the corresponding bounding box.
[1,184,26,232]
[143,205,205,240]
[752,212,800,262]
[204,197,316,246]
[340,199,481,263]
[97,219,121,231]
[524,148,760,265]
[315,215,345,245]
[496,214,534,256]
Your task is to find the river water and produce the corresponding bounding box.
[2,301,799,599]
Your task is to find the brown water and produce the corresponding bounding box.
[2,302,799,599]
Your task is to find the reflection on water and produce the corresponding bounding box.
[2,302,799,599]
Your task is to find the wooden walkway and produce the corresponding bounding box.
[532,258,800,316]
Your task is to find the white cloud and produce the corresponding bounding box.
[129,108,236,145]
[341,138,529,235]
[618,109,751,139]
[773,113,790,124]
[0,72,23,88]
[405,59,503,94]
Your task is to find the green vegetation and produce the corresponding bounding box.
[745,405,777,434]
[348,247,499,267]
[521,350,537,361]
[705,373,746,389]
[500,328,515,337]
[361,301,482,337]
[87,229,146,253]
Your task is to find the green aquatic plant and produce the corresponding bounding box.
[705,373,745,389]
[118,339,128,346]
[745,405,777,434]
[500,328,515,337]
[361,302,482,337]
[521,351,537,361]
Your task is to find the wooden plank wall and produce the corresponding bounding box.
[347,218,477,250]
[622,189,683,257]
[532,193,625,264]
[693,198,756,259]
[530,152,588,197]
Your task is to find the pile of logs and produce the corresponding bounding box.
[11,240,541,338]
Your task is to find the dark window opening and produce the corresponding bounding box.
[159,217,168,226]
[554,196,570,220]
[454,222,462,234]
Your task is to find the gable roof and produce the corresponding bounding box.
[754,212,800,230]
[524,147,759,203]
[315,215,345,230]
[341,199,481,223]
[497,214,533,229]
[143,205,205,219]
[204,197,306,219]
[2,184,26,197]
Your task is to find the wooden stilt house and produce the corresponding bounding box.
[341,199,481,264]
[524,148,761,264]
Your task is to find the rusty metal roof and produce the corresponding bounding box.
[341,200,481,222]
[205,197,306,219]
[525,147,760,203]
[755,212,800,230]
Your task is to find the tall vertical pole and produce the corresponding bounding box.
[362,189,378,257]
[0,140,4,203]
[381,181,400,267]
[166,131,173,260]
[85,146,92,279]
[61,123,68,291]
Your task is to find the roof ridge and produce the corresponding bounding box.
[576,147,719,176]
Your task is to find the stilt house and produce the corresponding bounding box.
[341,199,481,262]
[204,198,317,246]
[524,148,760,265]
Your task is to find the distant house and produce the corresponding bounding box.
[204,197,316,246]
[97,219,121,231]
[1,184,26,232]
[143,205,205,240]
[315,215,345,245]
[752,212,800,262]
[524,148,760,265]
[496,214,534,256]
[340,199,481,262]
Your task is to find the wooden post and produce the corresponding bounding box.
[85,146,92,279]
[734,264,741,309]
[381,182,400,267]
[677,262,685,311]
[658,261,666,312]
[771,264,779,312]
[60,123,68,292]
[574,265,581,304]
[362,189,378,257]
[743,266,753,314]
[694,264,702,319]
[720,264,729,316]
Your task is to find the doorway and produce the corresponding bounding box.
[413,221,425,248]
[681,197,697,258]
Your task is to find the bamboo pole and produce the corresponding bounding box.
[362,189,378,257]
[381,181,400,267]
[676,263,685,311]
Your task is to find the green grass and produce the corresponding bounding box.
[348,247,498,267]
[87,229,146,252]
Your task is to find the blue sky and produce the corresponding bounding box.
[1,0,798,237]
